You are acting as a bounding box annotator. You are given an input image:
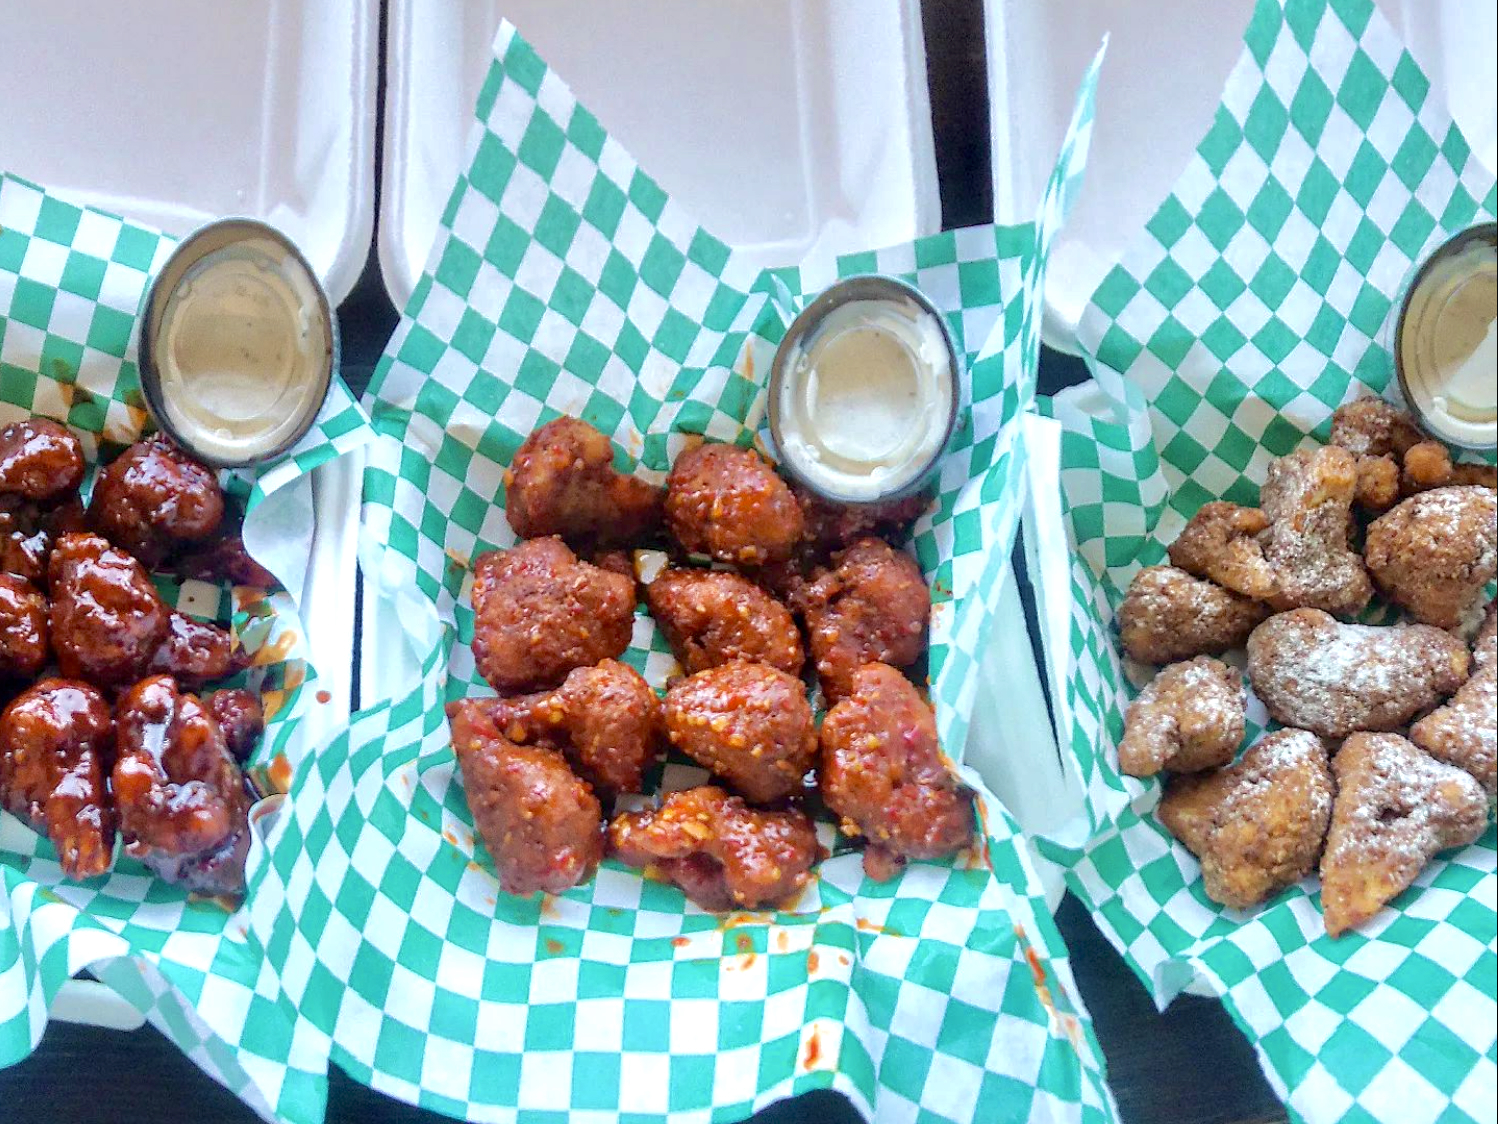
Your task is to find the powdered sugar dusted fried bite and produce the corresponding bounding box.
[1246,608,1468,739]
[1329,398,1426,461]
[1258,446,1373,617]
[1412,600,1497,796]
[609,785,820,911]
[819,662,975,881]
[1158,729,1333,910]
[1364,486,1497,630]
[1118,656,1245,777]
[1116,565,1267,666]
[1166,502,1275,600]
[1320,732,1487,937]
[1401,441,1498,495]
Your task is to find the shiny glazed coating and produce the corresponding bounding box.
[1116,565,1267,665]
[1158,729,1332,910]
[448,697,603,895]
[1118,656,1245,777]
[0,679,115,879]
[663,661,817,804]
[505,417,664,545]
[646,567,803,676]
[1166,502,1275,600]
[175,534,278,588]
[149,610,245,685]
[0,418,85,501]
[1246,609,1469,738]
[796,537,929,702]
[0,574,49,680]
[796,487,930,552]
[470,536,636,693]
[113,676,253,894]
[48,532,169,687]
[0,494,87,587]
[1364,486,1497,630]
[1411,601,1497,796]
[819,662,975,879]
[472,659,663,794]
[88,435,225,567]
[609,785,820,910]
[1259,446,1373,617]
[1320,732,1486,937]
[664,442,804,565]
[1329,398,1425,459]
[207,689,266,765]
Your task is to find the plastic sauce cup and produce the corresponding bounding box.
[1389,222,1497,452]
[139,219,337,468]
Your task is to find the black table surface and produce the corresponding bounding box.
[2,3,1288,1122]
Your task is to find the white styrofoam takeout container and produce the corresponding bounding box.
[365,0,1078,898]
[0,0,379,1029]
[985,0,1498,857]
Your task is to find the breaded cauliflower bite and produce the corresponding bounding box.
[469,536,636,693]
[1320,732,1486,937]
[1364,486,1497,630]
[819,663,975,880]
[1166,502,1275,600]
[447,697,603,896]
[609,785,819,910]
[1246,609,1469,738]
[1118,656,1245,777]
[1412,600,1497,796]
[1158,729,1333,910]
[664,442,805,565]
[663,661,817,804]
[645,567,803,676]
[1258,446,1373,617]
[1116,565,1267,665]
[795,537,929,702]
[505,417,663,546]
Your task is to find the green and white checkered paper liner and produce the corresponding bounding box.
[1035,2,1496,1122]
[246,22,1118,1124]
[0,173,376,1122]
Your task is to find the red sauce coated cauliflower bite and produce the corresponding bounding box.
[505,417,663,545]
[664,442,804,566]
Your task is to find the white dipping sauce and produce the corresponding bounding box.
[1398,233,1497,450]
[154,233,331,464]
[775,297,954,500]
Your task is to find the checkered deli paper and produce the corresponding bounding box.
[244,21,1116,1124]
[0,174,376,1120]
[1035,1,1496,1122]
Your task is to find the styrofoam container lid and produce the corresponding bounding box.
[0,0,377,305]
[987,0,1498,353]
[379,0,941,307]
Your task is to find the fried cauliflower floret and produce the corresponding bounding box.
[794,537,929,702]
[0,679,115,880]
[795,487,930,553]
[662,661,817,804]
[447,697,603,896]
[0,418,85,502]
[465,659,663,795]
[1353,454,1401,513]
[1364,486,1497,630]
[0,573,49,681]
[1116,565,1267,665]
[1258,446,1373,617]
[645,567,803,676]
[608,785,819,911]
[664,442,804,565]
[1320,733,1486,937]
[819,663,975,880]
[1118,657,1245,777]
[504,417,663,546]
[1411,600,1497,796]
[1402,441,1498,496]
[1166,502,1275,599]
[87,434,225,568]
[1329,398,1425,459]
[1246,609,1469,738]
[1158,729,1332,910]
[469,536,635,693]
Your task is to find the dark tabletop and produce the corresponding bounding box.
[1,3,1288,1121]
